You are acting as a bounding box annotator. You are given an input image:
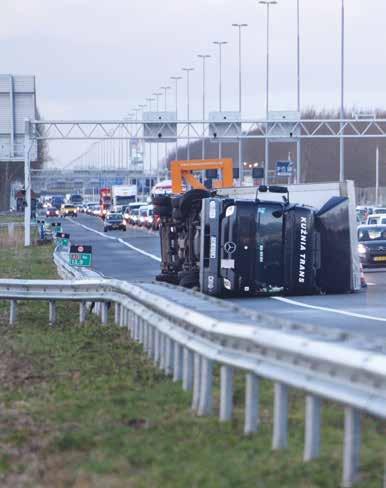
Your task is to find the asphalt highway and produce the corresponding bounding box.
[60,214,386,338]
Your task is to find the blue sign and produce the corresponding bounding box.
[276,160,293,177]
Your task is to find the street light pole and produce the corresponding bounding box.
[296,0,301,183]
[213,41,228,159]
[160,86,172,177]
[259,1,278,185]
[153,92,163,181]
[232,23,248,185]
[138,104,147,173]
[171,76,182,161]
[339,0,345,183]
[182,67,194,160]
[197,54,211,160]
[146,97,155,178]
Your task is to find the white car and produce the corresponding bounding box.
[366,213,386,225]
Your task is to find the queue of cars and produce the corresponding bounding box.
[356,205,386,267]
[75,200,160,232]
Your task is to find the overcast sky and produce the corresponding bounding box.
[3,0,386,165]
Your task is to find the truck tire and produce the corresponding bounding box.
[172,207,183,221]
[155,272,179,285]
[154,205,172,218]
[153,195,172,208]
[179,189,210,218]
[178,270,199,288]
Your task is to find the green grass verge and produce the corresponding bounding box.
[0,245,384,487]
[0,215,24,224]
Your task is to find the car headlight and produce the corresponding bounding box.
[358,243,367,254]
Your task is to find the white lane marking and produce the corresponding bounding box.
[367,282,376,286]
[117,238,161,262]
[71,220,161,262]
[272,296,386,322]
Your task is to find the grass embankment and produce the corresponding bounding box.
[0,235,384,487]
[0,214,24,224]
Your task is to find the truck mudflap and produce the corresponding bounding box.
[316,196,352,293]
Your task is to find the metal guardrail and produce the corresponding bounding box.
[0,251,385,487]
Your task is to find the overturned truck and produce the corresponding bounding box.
[153,182,360,298]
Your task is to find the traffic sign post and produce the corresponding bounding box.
[276,160,293,177]
[56,232,70,248]
[69,245,92,267]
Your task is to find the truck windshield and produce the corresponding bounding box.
[255,204,284,287]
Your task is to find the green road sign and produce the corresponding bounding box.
[69,245,92,267]
[59,238,69,247]
[69,253,92,267]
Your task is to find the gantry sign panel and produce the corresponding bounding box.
[143,112,177,142]
[0,75,37,162]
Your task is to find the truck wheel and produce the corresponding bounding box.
[172,207,183,221]
[156,272,179,285]
[154,205,172,218]
[179,189,211,218]
[153,195,172,208]
[178,270,199,288]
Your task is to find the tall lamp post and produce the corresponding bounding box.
[138,104,147,173]
[197,54,211,161]
[339,0,345,183]
[296,0,301,183]
[146,97,155,178]
[153,92,163,181]
[232,23,248,185]
[160,86,172,176]
[213,41,228,159]
[171,76,182,160]
[182,67,194,160]
[259,0,278,184]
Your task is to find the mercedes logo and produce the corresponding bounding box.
[378,246,384,251]
[224,241,237,254]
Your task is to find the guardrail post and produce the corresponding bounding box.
[48,301,57,325]
[79,302,87,325]
[198,357,213,416]
[101,302,108,325]
[164,337,174,375]
[173,342,183,382]
[154,329,160,364]
[272,382,288,450]
[147,324,154,358]
[114,303,121,325]
[9,300,17,326]
[143,321,149,352]
[342,407,361,488]
[220,365,233,422]
[159,333,166,370]
[134,316,140,341]
[192,353,201,412]
[244,373,260,435]
[304,395,321,462]
[182,348,194,391]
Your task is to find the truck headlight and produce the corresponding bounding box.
[358,243,367,255]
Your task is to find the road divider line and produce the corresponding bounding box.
[272,296,386,322]
[117,238,161,262]
[70,219,161,263]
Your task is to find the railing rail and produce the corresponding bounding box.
[0,251,384,487]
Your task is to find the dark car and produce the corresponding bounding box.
[104,213,126,232]
[358,225,386,267]
[46,207,59,218]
